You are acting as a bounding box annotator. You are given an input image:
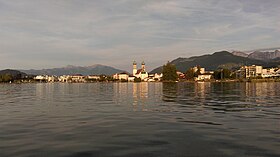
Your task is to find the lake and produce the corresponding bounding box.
[0,82,279,157]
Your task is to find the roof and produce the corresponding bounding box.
[119,72,128,75]
[136,69,143,75]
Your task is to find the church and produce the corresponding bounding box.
[133,61,149,81]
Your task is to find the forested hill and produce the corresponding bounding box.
[150,51,280,73]
[0,69,27,78]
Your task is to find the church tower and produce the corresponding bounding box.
[133,61,137,76]
[141,61,145,72]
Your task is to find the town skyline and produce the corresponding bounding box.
[4,47,280,74]
[0,0,280,71]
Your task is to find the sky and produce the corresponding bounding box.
[0,0,279,72]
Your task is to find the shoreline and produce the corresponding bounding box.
[1,78,280,84]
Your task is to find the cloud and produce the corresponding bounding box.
[0,0,279,71]
[145,34,218,42]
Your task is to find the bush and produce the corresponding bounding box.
[134,77,141,82]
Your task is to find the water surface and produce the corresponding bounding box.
[0,82,279,157]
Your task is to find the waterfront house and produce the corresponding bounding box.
[262,68,280,78]
[192,66,205,74]
[71,74,85,82]
[113,72,129,81]
[87,75,100,81]
[128,76,135,82]
[34,75,57,82]
[238,65,263,78]
[34,75,46,81]
[195,74,212,81]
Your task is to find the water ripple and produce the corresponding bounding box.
[0,82,279,157]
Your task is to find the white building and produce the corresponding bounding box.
[128,76,135,82]
[58,74,85,83]
[47,76,57,82]
[59,75,70,82]
[133,61,149,81]
[147,73,163,82]
[34,75,57,82]
[196,74,212,81]
[237,65,280,79]
[238,65,263,78]
[192,66,205,74]
[71,74,85,82]
[262,68,280,78]
[113,72,129,81]
[87,75,100,80]
[34,75,46,81]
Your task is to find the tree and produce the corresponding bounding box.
[213,69,232,80]
[0,74,13,82]
[162,62,178,81]
[222,69,231,79]
[106,76,115,82]
[134,77,141,82]
[213,71,220,80]
[185,68,195,80]
[99,75,106,82]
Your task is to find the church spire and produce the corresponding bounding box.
[133,61,137,76]
[141,61,145,71]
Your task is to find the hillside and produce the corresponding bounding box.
[20,64,124,76]
[150,51,280,73]
[0,69,28,79]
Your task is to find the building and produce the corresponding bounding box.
[128,76,135,82]
[196,74,212,81]
[87,75,100,80]
[34,75,57,82]
[47,75,57,82]
[133,61,149,81]
[71,74,85,82]
[34,75,46,81]
[238,65,263,78]
[133,61,137,76]
[148,73,163,81]
[177,71,185,79]
[262,68,280,78]
[113,72,129,81]
[59,75,70,82]
[58,74,86,83]
[192,66,205,74]
[236,65,280,79]
[118,73,129,80]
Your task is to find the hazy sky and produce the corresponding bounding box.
[0,0,279,71]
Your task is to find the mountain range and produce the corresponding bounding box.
[20,64,124,76]
[150,51,280,74]
[6,48,280,76]
[232,47,280,61]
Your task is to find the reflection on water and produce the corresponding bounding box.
[132,82,148,111]
[162,82,280,111]
[0,82,279,157]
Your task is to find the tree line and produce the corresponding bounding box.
[162,62,235,82]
